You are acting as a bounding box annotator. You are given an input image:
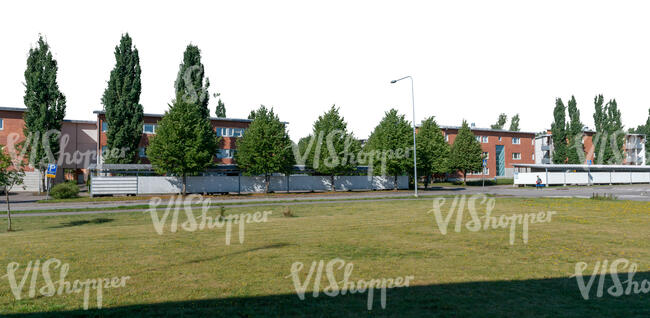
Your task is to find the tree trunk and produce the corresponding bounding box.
[394,175,398,190]
[331,175,335,192]
[182,173,187,196]
[264,174,270,193]
[6,190,11,232]
[463,170,467,185]
[425,175,430,190]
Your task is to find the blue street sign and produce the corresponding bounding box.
[482,159,487,167]
[46,164,57,178]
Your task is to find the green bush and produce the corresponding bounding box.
[50,181,79,199]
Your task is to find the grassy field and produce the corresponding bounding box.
[1,197,649,317]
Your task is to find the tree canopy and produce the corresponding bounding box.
[235,106,294,192]
[147,98,219,195]
[416,116,450,187]
[449,120,483,184]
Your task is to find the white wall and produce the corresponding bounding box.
[514,171,650,185]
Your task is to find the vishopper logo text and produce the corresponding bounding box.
[146,195,271,245]
[428,194,556,245]
[572,258,650,300]
[286,258,414,310]
[2,258,130,310]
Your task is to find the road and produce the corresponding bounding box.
[1,184,648,217]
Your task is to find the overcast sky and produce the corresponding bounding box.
[2,0,650,140]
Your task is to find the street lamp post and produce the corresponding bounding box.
[391,76,418,197]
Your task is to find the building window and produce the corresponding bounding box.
[216,127,245,137]
[101,146,108,156]
[0,118,3,130]
[482,152,489,159]
[483,168,489,175]
[512,152,521,160]
[217,149,235,158]
[445,134,449,142]
[102,122,108,132]
[498,136,502,141]
[532,154,535,160]
[143,124,156,134]
[139,147,147,158]
[481,136,489,143]
[512,137,520,144]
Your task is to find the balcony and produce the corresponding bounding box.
[541,145,551,151]
[625,142,644,150]
[541,158,551,164]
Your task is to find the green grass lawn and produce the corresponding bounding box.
[1,198,649,317]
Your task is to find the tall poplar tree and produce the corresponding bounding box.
[605,99,624,164]
[23,35,66,189]
[102,33,143,164]
[215,94,226,118]
[551,98,568,164]
[509,114,520,131]
[592,94,606,164]
[566,95,584,164]
[174,44,210,118]
[449,120,483,184]
[491,113,508,130]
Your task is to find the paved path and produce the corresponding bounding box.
[1,184,648,217]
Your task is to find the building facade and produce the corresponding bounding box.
[94,111,252,166]
[440,125,536,179]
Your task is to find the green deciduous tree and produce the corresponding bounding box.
[365,109,413,189]
[297,105,360,191]
[235,106,294,193]
[551,98,568,164]
[566,96,584,164]
[0,146,25,231]
[416,116,450,188]
[147,99,219,195]
[491,113,508,130]
[509,114,520,132]
[23,35,66,190]
[449,120,483,184]
[174,44,210,118]
[102,33,143,164]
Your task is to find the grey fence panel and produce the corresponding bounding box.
[188,176,239,193]
[91,176,138,195]
[91,175,409,195]
[137,176,181,194]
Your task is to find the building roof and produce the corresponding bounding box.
[63,119,96,124]
[436,125,537,135]
[0,106,27,112]
[93,110,257,123]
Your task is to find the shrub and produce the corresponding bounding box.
[50,181,79,199]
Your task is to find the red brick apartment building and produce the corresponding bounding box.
[0,107,96,184]
[93,111,252,165]
[440,125,536,179]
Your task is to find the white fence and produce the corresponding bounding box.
[515,171,650,186]
[91,175,409,196]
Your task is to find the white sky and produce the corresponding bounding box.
[2,0,650,140]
